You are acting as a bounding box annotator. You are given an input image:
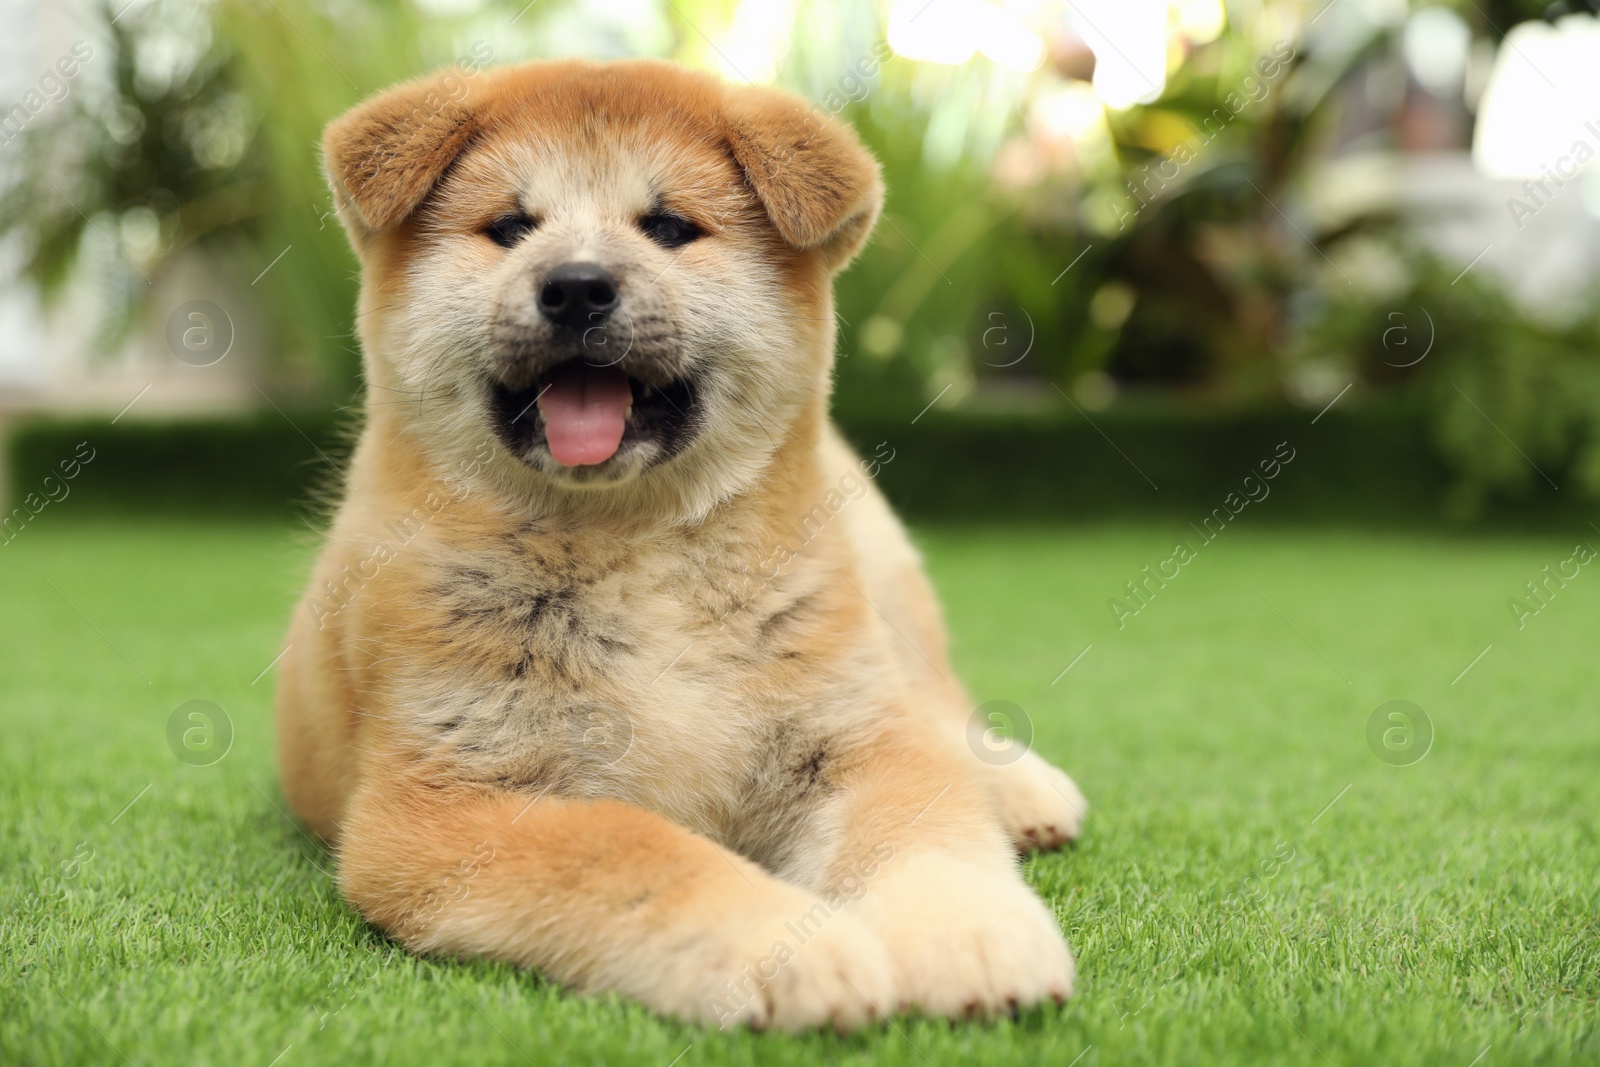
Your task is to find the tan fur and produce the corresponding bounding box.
[278,58,1088,1030]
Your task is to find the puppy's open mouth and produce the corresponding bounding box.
[489,359,697,469]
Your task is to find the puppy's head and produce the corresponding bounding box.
[324,59,881,518]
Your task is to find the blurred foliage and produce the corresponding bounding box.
[1,0,1598,513]
[1296,252,1600,512]
[0,0,267,348]
[825,5,1398,418]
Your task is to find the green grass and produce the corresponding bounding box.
[3,516,1597,1066]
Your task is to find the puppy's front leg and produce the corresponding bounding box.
[336,760,894,1031]
[819,726,1075,1018]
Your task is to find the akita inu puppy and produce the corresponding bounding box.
[278,57,1088,1031]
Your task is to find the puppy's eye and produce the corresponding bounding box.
[484,214,538,249]
[639,212,702,249]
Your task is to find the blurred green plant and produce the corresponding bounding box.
[1295,253,1600,513]
[808,4,1402,417]
[0,0,267,349]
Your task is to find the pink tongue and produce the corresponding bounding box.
[538,362,631,467]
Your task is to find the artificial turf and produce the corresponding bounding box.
[2,516,1596,1066]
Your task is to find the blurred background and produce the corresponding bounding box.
[1,0,1597,525]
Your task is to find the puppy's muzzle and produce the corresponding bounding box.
[487,263,700,471]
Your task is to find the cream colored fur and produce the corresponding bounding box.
[278,58,1088,1031]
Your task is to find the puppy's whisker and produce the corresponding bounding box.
[354,302,403,320]
[366,384,432,396]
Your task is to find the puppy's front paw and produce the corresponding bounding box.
[856,851,1074,1018]
[982,749,1089,853]
[655,884,896,1033]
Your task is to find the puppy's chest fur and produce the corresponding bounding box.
[378,518,881,869]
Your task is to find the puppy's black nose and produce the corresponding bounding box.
[538,263,619,328]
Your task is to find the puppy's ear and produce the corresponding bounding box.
[724,87,883,269]
[322,71,481,239]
